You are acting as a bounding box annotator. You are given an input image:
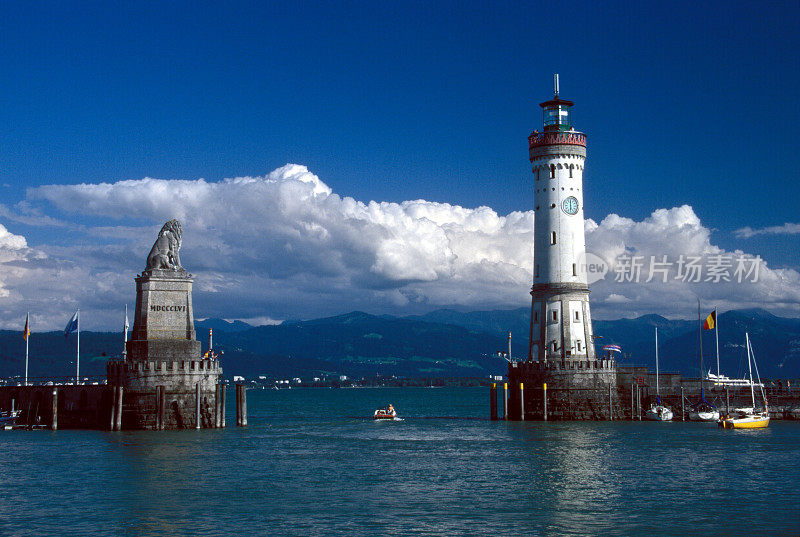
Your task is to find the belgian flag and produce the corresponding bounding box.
[703,309,716,330]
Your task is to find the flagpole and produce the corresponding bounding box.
[76,309,80,385]
[714,306,720,378]
[25,312,29,386]
[698,299,704,396]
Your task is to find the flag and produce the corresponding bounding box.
[602,344,622,353]
[23,313,30,341]
[65,310,79,337]
[703,309,716,330]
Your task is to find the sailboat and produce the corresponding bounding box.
[719,333,769,429]
[646,327,673,421]
[690,302,719,422]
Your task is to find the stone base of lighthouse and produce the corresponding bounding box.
[506,359,626,420]
[106,269,222,430]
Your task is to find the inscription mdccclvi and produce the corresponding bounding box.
[150,305,187,312]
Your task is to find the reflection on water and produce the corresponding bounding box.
[0,388,797,537]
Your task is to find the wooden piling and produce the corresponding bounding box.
[195,383,201,429]
[114,386,123,431]
[220,384,226,428]
[681,387,685,421]
[519,383,525,421]
[110,385,118,430]
[240,385,247,427]
[543,382,548,421]
[215,384,222,428]
[235,385,241,426]
[489,383,497,420]
[725,387,730,415]
[502,383,508,420]
[630,383,634,420]
[157,385,166,430]
[637,386,641,420]
[51,388,58,431]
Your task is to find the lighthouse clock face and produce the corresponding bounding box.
[562,196,579,215]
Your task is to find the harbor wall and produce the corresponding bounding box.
[500,360,800,420]
[0,385,110,429]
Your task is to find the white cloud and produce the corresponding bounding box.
[735,222,800,238]
[1,165,799,330]
[585,206,800,319]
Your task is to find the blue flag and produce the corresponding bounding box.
[64,310,79,337]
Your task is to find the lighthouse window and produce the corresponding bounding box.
[572,263,577,276]
[534,311,538,322]
[552,310,558,321]
[577,340,582,352]
[552,341,557,352]
[569,165,573,178]
[551,231,556,244]
[574,310,580,321]
[536,169,540,181]
[550,165,555,179]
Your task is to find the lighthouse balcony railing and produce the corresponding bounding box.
[528,130,586,149]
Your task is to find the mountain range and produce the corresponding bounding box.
[1,308,798,381]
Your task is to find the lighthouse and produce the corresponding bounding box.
[505,76,618,420]
[528,74,595,364]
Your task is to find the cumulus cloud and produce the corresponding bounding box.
[585,205,800,318]
[734,222,800,239]
[2,165,799,330]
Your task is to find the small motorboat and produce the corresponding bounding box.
[374,404,397,420]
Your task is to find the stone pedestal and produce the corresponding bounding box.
[107,268,221,430]
[507,359,623,420]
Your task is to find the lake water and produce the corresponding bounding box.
[1,387,798,536]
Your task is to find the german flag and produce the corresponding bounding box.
[23,313,30,341]
[703,309,716,330]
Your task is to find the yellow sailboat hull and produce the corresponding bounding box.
[720,415,770,429]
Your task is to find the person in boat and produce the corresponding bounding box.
[387,404,394,415]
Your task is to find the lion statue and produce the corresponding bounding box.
[146,219,183,271]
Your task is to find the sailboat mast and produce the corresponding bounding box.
[748,335,768,412]
[715,307,720,378]
[655,326,659,396]
[746,332,755,409]
[76,309,80,386]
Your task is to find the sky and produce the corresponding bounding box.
[1,1,799,330]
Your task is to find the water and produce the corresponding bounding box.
[1,387,798,536]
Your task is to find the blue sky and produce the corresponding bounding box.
[1,1,799,329]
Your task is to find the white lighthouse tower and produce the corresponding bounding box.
[528,75,595,363]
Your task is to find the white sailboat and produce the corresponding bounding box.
[720,333,769,429]
[646,327,673,421]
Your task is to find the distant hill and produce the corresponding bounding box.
[1,308,798,380]
[195,318,253,333]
